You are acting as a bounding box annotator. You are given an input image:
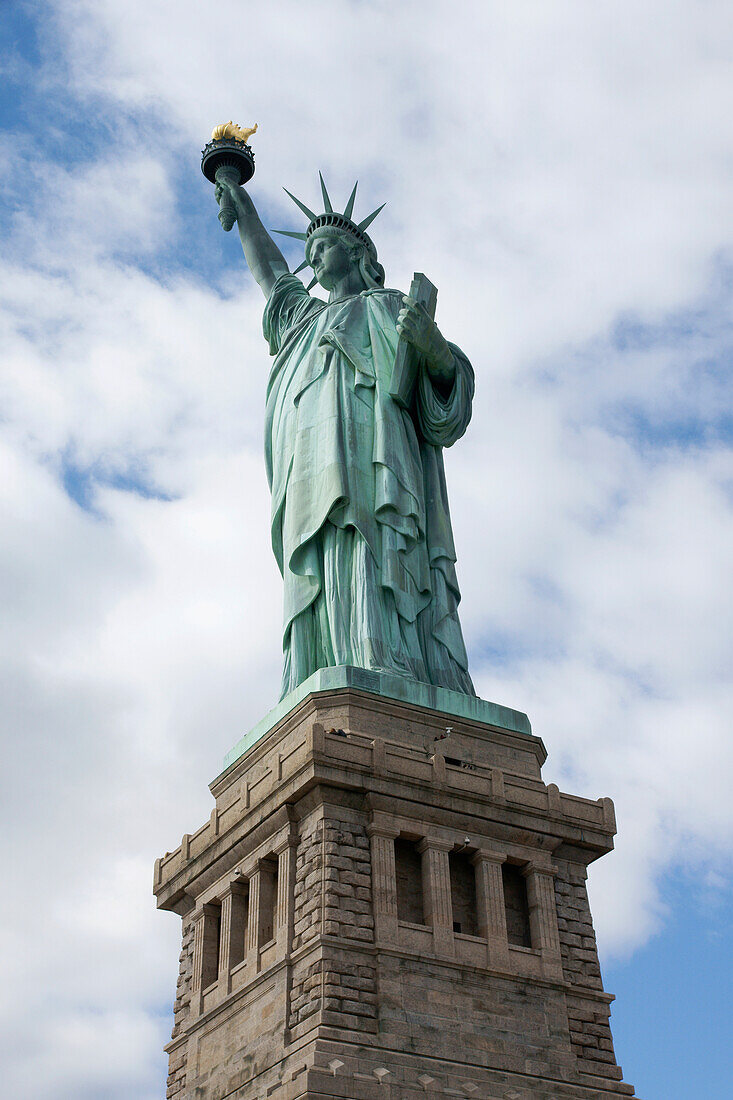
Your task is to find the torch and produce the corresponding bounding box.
[201,121,257,232]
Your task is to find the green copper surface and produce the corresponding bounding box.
[263,273,474,699]
[221,666,532,772]
[212,169,477,702]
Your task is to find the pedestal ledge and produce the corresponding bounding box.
[221,665,533,772]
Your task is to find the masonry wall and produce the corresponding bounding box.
[554,857,621,1084]
[289,808,378,1038]
[173,918,195,1039]
[377,954,577,1078]
[166,919,194,1098]
[194,967,290,1095]
[156,690,635,1100]
[289,810,324,1033]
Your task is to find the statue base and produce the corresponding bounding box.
[155,671,637,1099]
[222,666,532,771]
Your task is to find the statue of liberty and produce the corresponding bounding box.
[214,167,476,700]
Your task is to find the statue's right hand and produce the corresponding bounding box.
[215,177,247,211]
[212,171,256,234]
[215,179,235,204]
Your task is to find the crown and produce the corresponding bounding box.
[274,173,385,290]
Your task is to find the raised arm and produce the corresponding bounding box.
[214,180,289,298]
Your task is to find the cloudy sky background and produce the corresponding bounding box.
[1,1,731,1096]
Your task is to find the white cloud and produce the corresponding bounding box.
[2,1,732,1094]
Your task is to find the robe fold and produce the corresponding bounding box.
[263,273,475,699]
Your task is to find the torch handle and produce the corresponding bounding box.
[215,166,241,232]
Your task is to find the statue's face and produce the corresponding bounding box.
[308,231,355,290]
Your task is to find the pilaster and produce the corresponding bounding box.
[417,837,455,958]
[217,881,248,993]
[366,821,400,945]
[245,864,262,969]
[472,848,510,969]
[274,836,296,961]
[525,861,564,980]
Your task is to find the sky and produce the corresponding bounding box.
[0,1,731,1097]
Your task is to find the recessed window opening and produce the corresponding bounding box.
[230,886,249,968]
[449,850,478,936]
[502,863,532,947]
[395,838,425,925]
[202,902,222,988]
[259,859,279,946]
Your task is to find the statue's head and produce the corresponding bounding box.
[275,175,386,292]
[305,225,385,291]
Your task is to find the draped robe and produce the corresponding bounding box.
[263,273,475,699]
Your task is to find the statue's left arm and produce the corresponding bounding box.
[396,295,455,388]
[396,296,474,446]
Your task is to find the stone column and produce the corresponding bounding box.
[191,902,220,1014]
[274,837,296,960]
[472,849,510,969]
[525,863,563,979]
[367,822,399,945]
[417,838,454,957]
[246,865,262,972]
[218,882,248,992]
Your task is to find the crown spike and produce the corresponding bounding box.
[292,259,310,274]
[319,172,333,213]
[273,229,308,241]
[283,187,318,222]
[306,276,319,292]
[357,203,386,233]
[342,181,358,220]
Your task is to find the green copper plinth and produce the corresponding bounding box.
[221,666,531,772]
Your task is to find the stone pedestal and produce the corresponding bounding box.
[155,668,636,1099]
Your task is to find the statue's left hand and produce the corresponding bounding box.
[397,297,455,383]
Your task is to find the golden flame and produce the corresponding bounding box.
[211,121,258,143]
